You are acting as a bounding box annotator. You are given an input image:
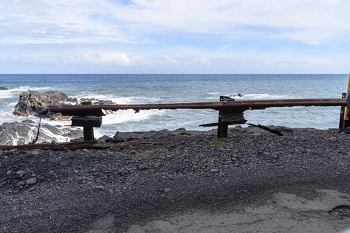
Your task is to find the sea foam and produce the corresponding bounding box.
[103,109,166,125]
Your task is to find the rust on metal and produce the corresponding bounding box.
[0,141,97,151]
[36,98,347,139]
[247,123,284,136]
[38,98,347,116]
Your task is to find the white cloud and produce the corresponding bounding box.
[79,52,132,66]
[104,0,350,44]
[1,46,346,74]
[1,0,350,73]
[0,0,131,44]
[2,0,350,45]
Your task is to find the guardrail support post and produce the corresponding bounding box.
[217,96,234,138]
[71,116,102,141]
[83,126,94,141]
[217,113,228,138]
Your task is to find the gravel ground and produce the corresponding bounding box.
[1,126,350,232]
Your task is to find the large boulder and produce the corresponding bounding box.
[13,90,118,118]
[13,90,69,116]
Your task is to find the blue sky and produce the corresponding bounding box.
[1,0,350,74]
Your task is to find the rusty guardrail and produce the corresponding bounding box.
[38,98,347,139]
[38,98,346,116]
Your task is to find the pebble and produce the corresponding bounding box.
[138,164,149,170]
[16,181,26,187]
[118,169,128,176]
[218,147,225,152]
[15,170,26,179]
[93,186,105,191]
[25,178,37,185]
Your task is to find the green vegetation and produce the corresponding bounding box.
[139,149,155,157]
[209,140,225,146]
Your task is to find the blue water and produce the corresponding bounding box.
[0,74,348,139]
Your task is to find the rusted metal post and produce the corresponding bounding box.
[217,111,228,137]
[83,126,94,141]
[71,116,102,141]
[217,96,234,138]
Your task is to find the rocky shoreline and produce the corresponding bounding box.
[0,90,119,145]
[1,126,350,232]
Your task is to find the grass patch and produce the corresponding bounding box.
[138,148,166,157]
[139,149,155,157]
[209,140,226,145]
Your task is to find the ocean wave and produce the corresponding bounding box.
[8,86,51,92]
[243,93,292,100]
[0,86,52,100]
[40,118,72,127]
[8,102,18,107]
[0,92,14,99]
[0,114,26,126]
[0,120,80,145]
[70,92,164,104]
[39,127,72,143]
[102,109,166,125]
[70,93,135,104]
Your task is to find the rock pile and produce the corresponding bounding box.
[14,170,37,188]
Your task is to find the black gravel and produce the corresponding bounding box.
[1,126,350,232]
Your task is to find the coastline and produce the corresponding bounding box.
[1,126,350,232]
[0,74,347,135]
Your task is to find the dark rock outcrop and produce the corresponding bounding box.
[110,128,199,142]
[0,120,83,145]
[13,90,69,116]
[13,90,117,117]
[0,87,9,90]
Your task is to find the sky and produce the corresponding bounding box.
[1,0,350,74]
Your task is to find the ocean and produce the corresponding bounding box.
[0,74,348,140]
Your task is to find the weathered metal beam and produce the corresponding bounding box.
[38,98,347,116]
[0,141,97,151]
